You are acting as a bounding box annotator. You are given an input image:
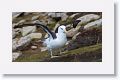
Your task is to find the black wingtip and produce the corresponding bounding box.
[73,20,81,28]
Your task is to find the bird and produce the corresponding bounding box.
[14,20,81,58]
[43,25,67,58]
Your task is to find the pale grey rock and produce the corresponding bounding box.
[70,13,79,18]
[12,12,23,18]
[29,33,42,39]
[54,23,60,31]
[32,20,47,25]
[22,26,36,36]
[72,32,81,40]
[77,14,100,25]
[12,28,22,38]
[17,35,31,47]
[12,29,16,38]
[17,19,26,25]
[84,19,102,29]
[31,15,40,20]
[66,28,79,37]
[12,38,19,51]
[31,46,37,49]
[12,52,22,61]
[48,12,68,21]
[48,12,61,17]
[12,20,26,28]
[12,35,32,51]
[61,13,68,21]
[44,34,48,38]
[40,47,47,52]
[65,41,71,45]
[66,24,72,28]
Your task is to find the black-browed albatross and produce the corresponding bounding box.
[14,20,81,58]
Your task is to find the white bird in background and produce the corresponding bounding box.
[15,20,81,58]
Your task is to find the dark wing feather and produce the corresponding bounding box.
[55,26,59,33]
[14,23,57,39]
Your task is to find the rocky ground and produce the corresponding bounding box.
[12,12,102,62]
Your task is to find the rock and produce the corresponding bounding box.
[48,13,68,21]
[67,27,102,50]
[31,46,37,49]
[29,33,42,39]
[12,52,22,61]
[12,38,19,51]
[48,12,61,17]
[66,28,79,37]
[84,19,102,29]
[31,15,40,20]
[17,35,31,48]
[72,32,81,40]
[12,19,26,28]
[22,26,36,36]
[12,35,32,51]
[61,13,68,21]
[77,14,100,26]
[12,29,17,38]
[54,23,60,31]
[70,13,79,18]
[65,41,71,45]
[32,20,47,25]
[40,47,47,52]
[18,19,26,24]
[12,28,22,38]
[12,12,24,18]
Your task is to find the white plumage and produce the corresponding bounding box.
[43,25,67,58]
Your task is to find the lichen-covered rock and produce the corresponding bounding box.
[70,13,79,18]
[22,26,36,36]
[29,33,42,39]
[67,27,102,50]
[12,28,22,38]
[84,19,102,29]
[31,15,40,20]
[31,46,37,49]
[66,28,79,37]
[12,12,24,18]
[72,32,81,40]
[40,47,47,52]
[12,19,26,28]
[12,35,32,51]
[12,29,17,38]
[12,52,22,61]
[54,23,60,31]
[48,13,68,21]
[12,38,19,51]
[77,14,100,26]
[61,13,68,21]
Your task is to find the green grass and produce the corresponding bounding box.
[63,44,102,55]
[14,44,102,62]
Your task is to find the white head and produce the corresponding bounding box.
[58,25,67,33]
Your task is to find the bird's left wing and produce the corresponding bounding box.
[14,23,57,39]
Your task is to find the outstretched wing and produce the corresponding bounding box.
[54,26,59,33]
[14,23,57,39]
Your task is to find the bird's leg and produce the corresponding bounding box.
[49,49,53,58]
[49,49,60,58]
[59,48,62,55]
